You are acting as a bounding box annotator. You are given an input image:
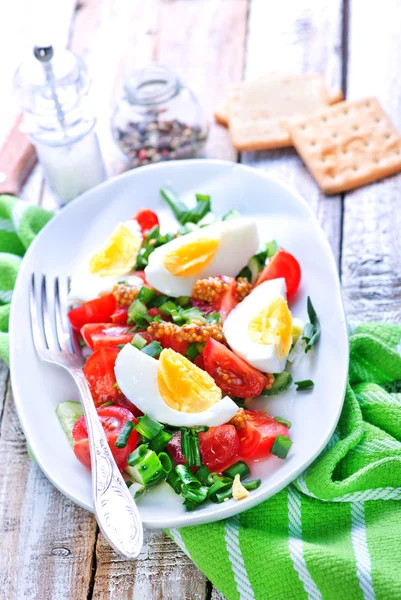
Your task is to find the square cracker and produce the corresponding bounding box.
[288,98,401,194]
[227,73,332,151]
[215,89,344,129]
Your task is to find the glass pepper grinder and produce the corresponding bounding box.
[14,45,106,205]
[111,63,208,167]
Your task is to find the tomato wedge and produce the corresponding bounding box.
[110,307,129,324]
[159,333,189,355]
[167,425,240,473]
[255,249,301,302]
[203,338,268,398]
[68,294,116,331]
[237,410,289,459]
[211,276,238,321]
[72,406,138,470]
[83,347,122,407]
[81,323,134,350]
[134,209,159,234]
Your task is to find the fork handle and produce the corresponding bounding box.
[72,370,143,559]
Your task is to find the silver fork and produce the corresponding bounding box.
[30,273,143,559]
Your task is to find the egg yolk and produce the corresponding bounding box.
[248,297,293,358]
[157,348,222,412]
[163,237,219,277]
[89,223,142,277]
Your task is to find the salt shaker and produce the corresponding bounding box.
[14,45,106,205]
[112,64,208,168]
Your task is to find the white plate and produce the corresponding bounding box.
[10,159,348,529]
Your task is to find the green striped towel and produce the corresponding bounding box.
[167,323,401,600]
[0,194,52,364]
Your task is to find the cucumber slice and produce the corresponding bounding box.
[262,371,293,396]
[56,401,84,446]
[247,256,262,284]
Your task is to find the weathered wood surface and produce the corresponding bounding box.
[1,0,401,598]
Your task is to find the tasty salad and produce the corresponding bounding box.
[57,188,320,510]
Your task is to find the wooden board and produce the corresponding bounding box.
[341,0,401,321]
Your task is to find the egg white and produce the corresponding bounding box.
[145,218,259,297]
[114,343,239,427]
[223,278,290,373]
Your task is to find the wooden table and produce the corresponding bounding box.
[1,0,400,597]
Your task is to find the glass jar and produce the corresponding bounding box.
[111,64,208,167]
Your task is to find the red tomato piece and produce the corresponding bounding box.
[255,249,301,302]
[237,410,289,459]
[167,425,240,473]
[68,294,116,331]
[110,307,128,324]
[159,333,189,356]
[194,354,205,370]
[83,347,121,407]
[134,209,159,234]
[203,338,268,398]
[211,276,238,321]
[72,406,138,471]
[81,323,134,350]
[113,395,143,418]
[147,307,162,318]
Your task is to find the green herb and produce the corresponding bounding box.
[302,297,321,353]
[223,461,250,480]
[237,265,252,282]
[186,343,200,361]
[141,341,163,358]
[114,421,135,448]
[242,478,261,491]
[160,187,212,225]
[137,286,156,304]
[195,464,212,486]
[149,430,173,454]
[134,414,163,440]
[127,299,153,326]
[274,416,292,428]
[177,296,190,307]
[206,312,221,324]
[181,428,202,468]
[131,333,147,350]
[294,379,314,391]
[222,209,240,221]
[261,371,293,396]
[271,435,293,459]
[100,401,114,407]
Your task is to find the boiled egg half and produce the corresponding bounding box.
[223,278,293,373]
[69,220,143,303]
[145,218,259,297]
[115,345,239,427]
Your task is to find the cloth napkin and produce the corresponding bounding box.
[166,324,401,600]
[0,194,52,363]
[2,195,401,600]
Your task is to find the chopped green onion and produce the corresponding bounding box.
[181,484,209,504]
[100,401,114,407]
[274,416,292,428]
[114,421,135,448]
[237,265,252,282]
[158,452,172,474]
[242,478,261,491]
[134,414,163,440]
[261,371,293,396]
[175,464,201,489]
[223,461,250,480]
[266,240,278,258]
[214,487,234,503]
[302,297,321,353]
[160,187,212,225]
[206,312,221,324]
[149,429,173,453]
[247,256,262,283]
[127,444,149,467]
[191,425,209,433]
[184,498,200,511]
[177,296,190,307]
[159,300,178,317]
[134,487,146,499]
[186,343,200,361]
[131,333,147,350]
[167,470,182,494]
[127,449,166,488]
[148,293,171,308]
[178,222,199,235]
[160,187,189,222]
[137,286,156,304]
[141,341,163,358]
[196,342,206,353]
[116,344,125,350]
[128,299,153,326]
[195,464,212,486]
[294,379,314,391]
[126,480,133,488]
[180,428,202,468]
[222,209,240,221]
[173,306,205,325]
[271,435,293,459]
[208,477,233,503]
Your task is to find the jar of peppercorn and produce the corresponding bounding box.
[112,64,208,167]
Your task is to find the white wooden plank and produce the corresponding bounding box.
[341,0,401,321]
